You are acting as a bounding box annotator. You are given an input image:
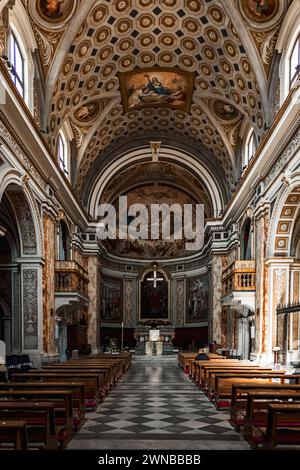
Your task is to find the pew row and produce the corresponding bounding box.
[0,420,28,450]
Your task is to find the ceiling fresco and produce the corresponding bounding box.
[19,0,289,202]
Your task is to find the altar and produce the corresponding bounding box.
[134,324,175,355]
[145,341,163,356]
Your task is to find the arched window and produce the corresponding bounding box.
[290,34,300,87]
[240,218,252,261]
[9,31,25,99]
[58,220,70,261]
[57,132,69,177]
[244,130,254,167]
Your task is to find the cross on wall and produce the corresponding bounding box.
[146,270,164,288]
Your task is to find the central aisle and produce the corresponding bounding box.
[68,357,250,450]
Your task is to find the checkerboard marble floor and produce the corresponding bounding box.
[68,358,250,449]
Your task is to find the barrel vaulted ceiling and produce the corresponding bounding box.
[22,0,289,201]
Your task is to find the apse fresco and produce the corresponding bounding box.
[119,68,195,113]
[36,0,76,22]
[186,275,209,323]
[101,276,122,323]
[102,185,199,259]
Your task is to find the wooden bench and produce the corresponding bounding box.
[208,368,288,395]
[12,371,104,408]
[196,361,250,387]
[243,391,300,448]
[0,420,27,450]
[258,403,300,449]
[0,401,56,449]
[0,389,73,448]
[62,360,121,382]
[41,365,113,390]
[201,366,274,394]
[0,381,85,431]
[230,383,300,431]
[188,356,227,380]
[212,373,299,408]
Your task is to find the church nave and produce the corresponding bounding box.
[68,358,249,450]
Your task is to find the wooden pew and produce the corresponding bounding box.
[0,389,73,448]
[208,369,287,396]
[212,373,300,408]
[178,352,198,372]
[0,381,85,431]
[0,401,56,449]
[230,383,300,431]
[63,360,121,382]
[41,365,113,390]
[195,361,246,387]
[260,403,300,449]
[0,420,28,450]
[188,355,227,381]
[243,391,300,448]
[88,352,132,373]
[201,366,273,393]
[12,372,104,408]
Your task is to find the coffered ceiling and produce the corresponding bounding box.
[21,0,289,202]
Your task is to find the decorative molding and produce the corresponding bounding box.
[8,191,37,255]
[0,113,47,191]
[176,279,184,325]
[23,269,38,349]
[254,27,280,66]
[33,26,61,68]
[124,279,133,327]
[264,126,300,188]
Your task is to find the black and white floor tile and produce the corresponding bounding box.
[68,358,250,449]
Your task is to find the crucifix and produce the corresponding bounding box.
[146,269,164,288]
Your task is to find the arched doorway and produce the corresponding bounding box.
[0,194,21,354]
[0,182,42,359]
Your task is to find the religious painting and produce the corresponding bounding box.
[186,275,209,323]
[101,276,123,323]
[212,100,239,122]
[36,0,76,22]
[118,68,195,113]
[240,0,279,22]
[140,271,169,320]
[74,101,100,122]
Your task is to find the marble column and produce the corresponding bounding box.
[265,258,292,362]
[42,213,56,356]
[86,255,101,353]
[209,255,223,344]
[254,211,269,357]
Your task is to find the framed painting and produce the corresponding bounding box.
[139,270,169,321]
[101,276,123,323]
[118,67,196,113]
[186,275,209,323]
